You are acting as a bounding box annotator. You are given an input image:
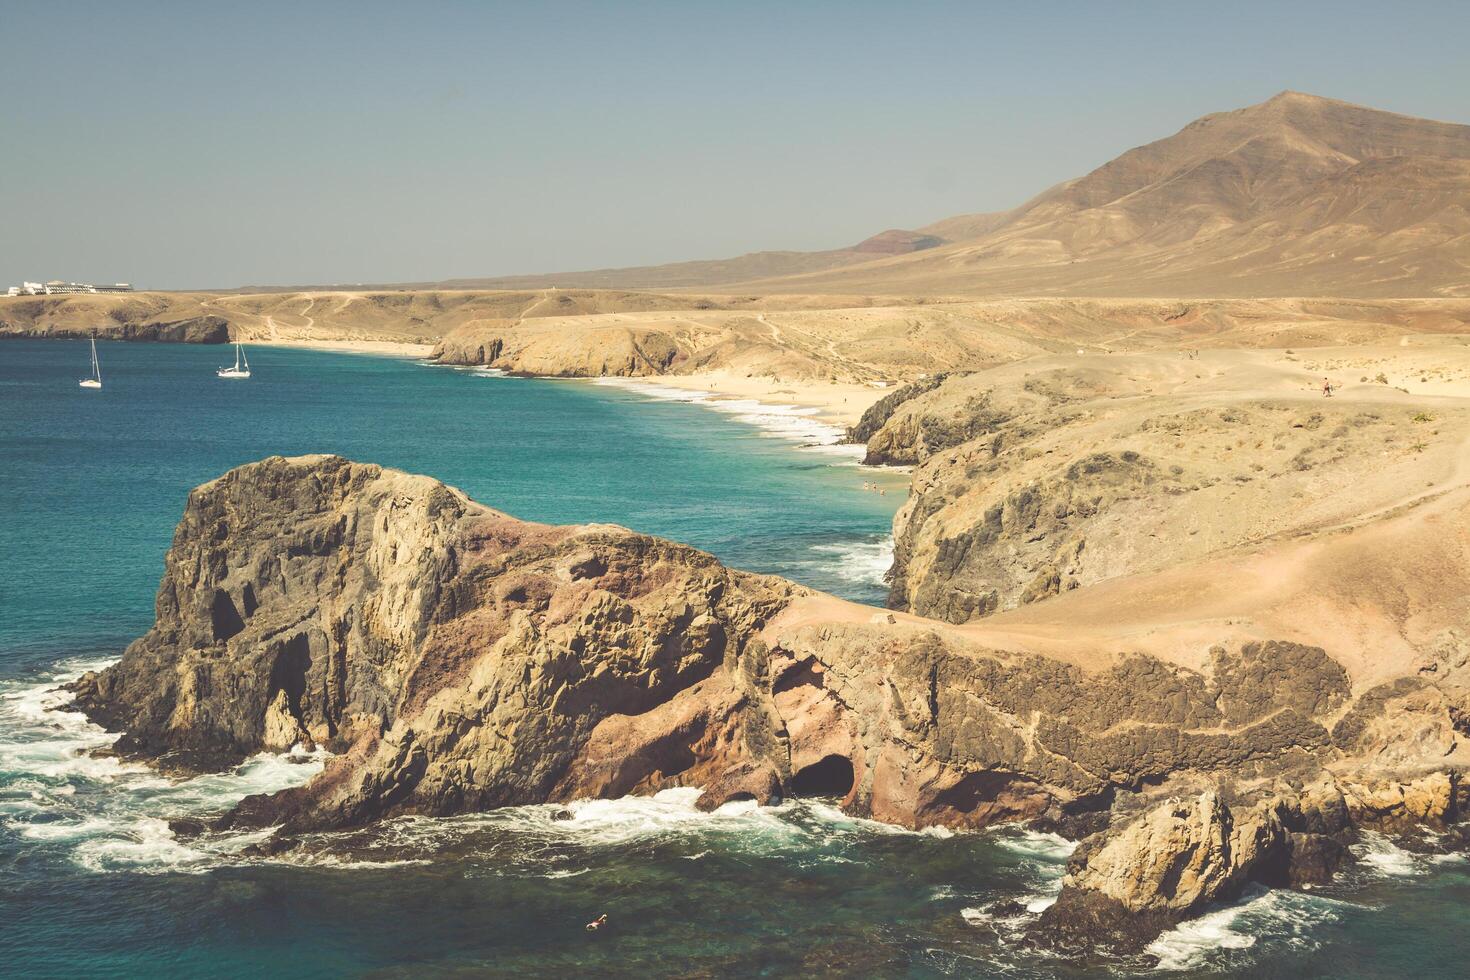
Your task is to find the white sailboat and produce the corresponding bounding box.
[217,341,251,379]
[78,336,102,389]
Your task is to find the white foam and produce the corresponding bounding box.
[991,827,1076,863]
[1023,893,1059,914]
[274,852,433,870]
[325,787,961,872]
[1352,831,1426,878]
[542,866,590,878]
[1,660,330,874]
[984,827,1076,915]
[801,800,958,839]
[1145,887,1348,972]
[802,537,894,589]
[591,378,866,461]
[70,817,217,874]
[1147,901,1259,971]
[2,660,959,876]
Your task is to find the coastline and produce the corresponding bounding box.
[258,346,890,434]
[589,370,893,430]
[588,373,892,467]
[255,339,436,358]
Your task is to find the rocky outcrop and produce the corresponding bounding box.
[1037,771,1463,956]
[432,321,686,376]
[70,456,797,803]
[863,353,1470,622]
[845,373,952,451]
[66,456,1470,949]
[0,314,230,344]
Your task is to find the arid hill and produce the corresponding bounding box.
[0,288,936,347]
[327,229,948,293]
[424,92,1470,298]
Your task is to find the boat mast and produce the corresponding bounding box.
[91,336,101,382]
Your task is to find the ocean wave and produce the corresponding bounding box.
[70,817,218,874]
[989,827,1076,863]
[975,827,1077,917]
[1,661,327,874]
[6,661,972,881]
[800,537,894,589]
[375,788,833,854]
[270,788,967,874]
[272,851,434,870]
[1351,830,1428,878]
[1145,886,1350,973]
[590,378,865,461]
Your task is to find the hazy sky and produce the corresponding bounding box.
[3,0,1467,289]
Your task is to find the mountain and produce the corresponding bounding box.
[441,92,1470,298]
[429,228,947,291]
[738,91,1470,296]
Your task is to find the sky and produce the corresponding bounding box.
[2,0,1467,289]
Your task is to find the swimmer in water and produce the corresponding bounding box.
[586,914,608,932]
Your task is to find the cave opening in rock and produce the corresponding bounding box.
[268,633,312,718]
[790,754,854,798]
[210,589,246,642]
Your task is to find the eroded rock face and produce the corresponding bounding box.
[66,456,1470,951]
[1036,771,1465,956]
[70,455,802,827]
[432,322,685,376]
[0,314,230,344]
[68,456,1391,835]
[865,354,1470,622]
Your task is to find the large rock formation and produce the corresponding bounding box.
[1036,771,1463,956]
[0,310,230,344]
[432,320,689,376]
[862,350,1470,623]
[67,456,1470,950]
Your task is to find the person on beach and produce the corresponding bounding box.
[1322,378,1334,397]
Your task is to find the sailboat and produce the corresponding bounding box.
[217,341,251,379]
[78,336,102,389]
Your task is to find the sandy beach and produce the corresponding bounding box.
[257,339,437,358]
[609,371,893,428]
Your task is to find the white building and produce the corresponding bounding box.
[4,280,133,296]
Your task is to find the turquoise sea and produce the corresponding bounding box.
[1,339,1467,978]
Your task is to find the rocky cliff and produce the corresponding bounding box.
[431,319,690,376]
[0,311,230,344]
[68,455,1470,953]
[859,349,1470,623]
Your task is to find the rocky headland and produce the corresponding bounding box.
[67,453,1470,957]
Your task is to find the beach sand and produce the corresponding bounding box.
[259,339,436,358]
[619,371,893,428]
